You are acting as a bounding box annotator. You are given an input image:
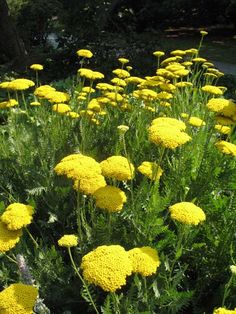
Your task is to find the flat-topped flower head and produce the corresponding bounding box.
[30,64,43,71]
[76,49,93,58]
[93,185,127,212]
[138,161,163,181]
[213,308,236,314]
[201,85,223,96]
[128,247,161,276]
[1,203,34,230]
[153,51,165,57]
[215,141,236,157]
[0,221,22,253]
[188,117,206,127]
[100,156,134,181]
[58,235,78,247]
[169,202,206,225]
[0,283,38,314]
[118,58,129,64]
[81,245,132,292]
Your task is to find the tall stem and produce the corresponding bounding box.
[68,248,99,314]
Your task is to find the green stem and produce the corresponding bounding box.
[25,227,39,248]
[2,253,17,264]
[68,248,99,314]
[222,275,233,307]
[76,191,83,242]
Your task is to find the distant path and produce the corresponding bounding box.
[212,60,236,76]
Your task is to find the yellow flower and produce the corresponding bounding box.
[93,185,127,212]
[213,308,236,314]
[52,103,71,113]
[215,141,236,157]
[81,86,95,93]
[156,91,173,100]
[0,283,38,314]
[161,56,180,66]
[202,85,223,96]
[96,83,115,91]
[58,234,78,247]
[0,221,22,253]
[8,79,35,91]
[118,58,129,64]
[148,124,191,149]
[192,57,207,63]
[200,30,208,36]
[0,99,18,109]
[1,203,34,230]
[138,161,163,180]
[34,85,56,98]
[169,202,206,225]
[100,155,134,181]
[188,117,206,127]
[81,245,132,292]
[126,66,133,71]
[112,68,130,78]
[66,111,80,118]
[111,77,127,87]
[30,64,43,71]
[214,125,231,135]
[170,49,186,56]
[54,153,101,181]
[151,117,186,131]
[175,82,193,88]
[206,98,235,116]
[215,115,235,126]
[128,247,161,276]
[78,68,104,80]
[125,76,145,85]
[76,49,93,58]
[73,174,107,195]
[46,91,70,103]
[153,51,165,57]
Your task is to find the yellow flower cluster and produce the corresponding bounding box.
[54,153,106,195]
[100,155,134,181]
[93,185,127,212]
[188,116,206,127]
[78,68,104,80]
[58,234,78,247]
[76,49,93,58]
[112,68,130,78]
[0,283,38,314]
[128,247,161,276]
[52,103,71,113]
[81,245,161,292]
[169,202,206,225]
[148,117,191,149]
[81,245,133,292]
[0,221,22,253]
[0,79,35,91]
[206,98,236,121]
[30,63,44,71]
[0,99,18,109]
[215,141,236,157]
[213,308,236,314]
[201,85,223,96]
[1,203,34,230]
[138,161,163,181]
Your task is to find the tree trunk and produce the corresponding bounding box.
[0,0,28,71]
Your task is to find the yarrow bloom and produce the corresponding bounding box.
[213,308,236,314]
[138,161,163,181]
[215,141,236,157]
[76,49,93,58]
[0,99,18,109]
[148,117,191,149]
[188,117,206,127]
[80,245,133,292]
[52,103,72,114]
[169,202,206,225]
[201,85,223,96]
[128,247,161,276]
[30,64,43,71]
[0,283,38,314]
[100,155,134,181]
[58,235,78,247]
[1,203,34,230]
[117,125,129,134]
[93,185,127,212]
[0,221,22,252]
[54,153,106,195]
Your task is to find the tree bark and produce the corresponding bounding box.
[0,0,28,71]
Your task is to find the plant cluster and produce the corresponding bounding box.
[0,32,236,313]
